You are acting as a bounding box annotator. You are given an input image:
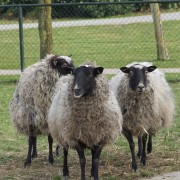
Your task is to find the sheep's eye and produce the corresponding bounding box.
[62,63,68,68]
[145,70,148,74]
[129,71,133,77]
[53,60,58,66]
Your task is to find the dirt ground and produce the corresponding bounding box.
[0,145,179,180]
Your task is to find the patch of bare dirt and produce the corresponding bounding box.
[0,145,179,180]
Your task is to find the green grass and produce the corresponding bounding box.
[0,74,180,179]
[0,19,180,70]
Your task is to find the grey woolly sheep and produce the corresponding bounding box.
[48,63,123,180]
[109,62,175,171]
[9,54,74,167]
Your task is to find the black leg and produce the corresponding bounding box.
[24,135,34,167]
[63,147,69,177]
[91,146,102,180]
[141,134,147,166]
[48,134,54,164]
[32,136,37,158]
[91,149,95,177]
[123,128,137,171]
[76,145,86,180]
[137,136,142,158]
[56,145,60,156]
[147,135,152,154]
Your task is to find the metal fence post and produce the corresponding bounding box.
[18,4,24,72]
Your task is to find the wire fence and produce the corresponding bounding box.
[0,1,180,81]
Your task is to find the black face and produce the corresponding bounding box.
[49,55,74,76]
[73,66,104,98]
[120,64,157,93]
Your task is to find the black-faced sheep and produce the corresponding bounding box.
[48,63,123,180]
[9,54,74,167]
[109,62,175,171]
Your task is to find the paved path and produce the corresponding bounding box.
[0,12,180,31]
[142,171,180,180]
[1,68,180,75]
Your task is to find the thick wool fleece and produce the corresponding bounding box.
[48,74,123,149]
[9,55,61,135]
[109,62,175,136]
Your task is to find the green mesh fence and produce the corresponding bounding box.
[0,1,180,82]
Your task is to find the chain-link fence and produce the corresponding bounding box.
[0,1,180,81]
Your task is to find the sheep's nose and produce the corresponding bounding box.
[137,83,145,93]
[73,84,82,98]
[74,88,81,95]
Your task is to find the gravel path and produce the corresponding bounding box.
[142,171,180,180]
[0,12,180,31]
[0,68,180,75]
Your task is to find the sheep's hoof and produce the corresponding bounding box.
[32,153,38,159]
[56,150,59,156]
[24,159,31,167]
[48,156,54,164]
[64,176,69,180]
[56,145,60,156]
[147,146,152,154]
[137,152,141,158]
[131,161,137,172]
[140,157,146,166]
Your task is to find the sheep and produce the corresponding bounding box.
[9,54,74,167]
[109,62,175,171]
[48,62,123,180]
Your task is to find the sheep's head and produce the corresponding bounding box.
[49,55,74,75]
[120,64,157,93]
[73,65,104,98]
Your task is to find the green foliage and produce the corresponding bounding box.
[0,0,38,19]
[0,0,180,19]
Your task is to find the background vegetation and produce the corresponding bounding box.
[0,0,180,19]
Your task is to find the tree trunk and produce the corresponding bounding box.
[44,0,53,55]
[38,0,52,59]
[150,2,169,60]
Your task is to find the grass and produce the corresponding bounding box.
[0,18,180,70]
[0,73,179,179]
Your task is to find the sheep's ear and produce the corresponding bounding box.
[120,67,129,74]
[53,60,58,67]
[49,56,59,69]
[147,66,157,72]
[94,67,104,76]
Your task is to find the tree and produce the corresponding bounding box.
[38,0,53,59]
[150,2,169,60]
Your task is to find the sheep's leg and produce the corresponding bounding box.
[48,134,54,164]
[24,135,34,167]
[56,145,60,156]
[63,147,69,178]
[91,146,102,180]
[91,149,95,177]
[76,145,86,180]
[147,135,152,154]
[32,136,37,158]
[137,136,142,158]
[141,134,147,166]
[123,129,137,171]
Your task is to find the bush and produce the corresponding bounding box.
[0,0,179,19]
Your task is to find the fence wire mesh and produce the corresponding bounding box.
[0,1,180,82]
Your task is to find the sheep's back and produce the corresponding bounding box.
[9,60,59,135]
